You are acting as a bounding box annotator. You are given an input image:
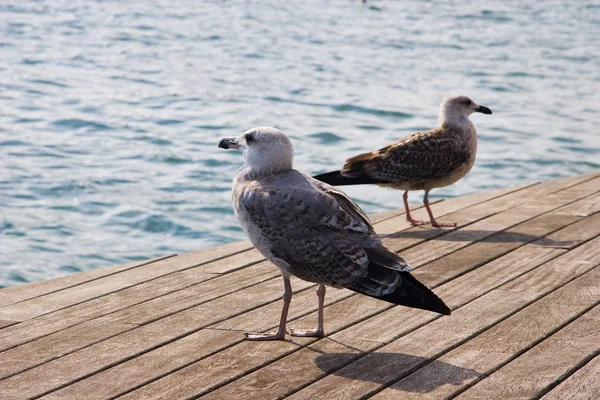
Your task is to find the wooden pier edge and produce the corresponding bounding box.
[0,172,598,400]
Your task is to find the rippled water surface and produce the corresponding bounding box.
[1,0,599,287]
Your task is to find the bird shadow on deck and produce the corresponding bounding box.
[314,352,481,393]
[387,228,575,248]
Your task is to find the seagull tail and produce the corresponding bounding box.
[312,170,381,186]
[378,271,451,315]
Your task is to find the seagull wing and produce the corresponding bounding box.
[341,128,472,185]
[238,171,410,291]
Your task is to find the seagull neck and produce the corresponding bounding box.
[239,164,292,181]
[439,114,473,131]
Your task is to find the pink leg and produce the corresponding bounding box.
[245,275,291,340]
[403,191,426,226]
[290,284,326,337]
[423,190,457,228]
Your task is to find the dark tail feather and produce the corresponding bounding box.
[356,271,451,315]
[312,170,382,186]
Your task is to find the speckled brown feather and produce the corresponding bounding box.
[340,125,476,191]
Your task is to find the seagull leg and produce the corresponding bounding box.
[403,191,427,226]
[423,190,457,228]
[290,284,326,337]
[245,275,291,341]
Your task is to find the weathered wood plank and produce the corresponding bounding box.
[0,261,274,352]
[455,304,600,400]
[0,240,256,310]
[203,225,597,399]
[0,255,175,309]
[370,181,532,225]
[0,275,318,399]
[0,320,17,329]
[0,267,307,379]
[552,191,600,217]
[0,173,596,399]
[540,354,600,400]
[370,268,600,400]
[375,172,598,238]
[537,212,600,249]
[0,182,528,324]
[1,180,570,364]
[0,247,261,322]
[18,189,600,399]
[115,233,600,400]
[278,238,600,400]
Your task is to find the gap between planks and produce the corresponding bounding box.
[35,211,600,398]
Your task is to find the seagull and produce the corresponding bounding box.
[313,96,492,228]
[218,127,450,341]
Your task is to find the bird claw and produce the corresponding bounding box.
[431,221,457,228]
[290,328,324,338]
[407,218,428,226]
[244,331,286,341]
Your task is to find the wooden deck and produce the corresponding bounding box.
[1,172,599,400]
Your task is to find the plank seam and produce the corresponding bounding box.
[26,286,357,400]
[534,351,600,400]
[24,211,597,398]
[446,301,600,400]
[179,229,599,399]
[2,175,597,397]
[274,237,600,399]
[0,254,178,308]
[0,272,288,373]
[392,188,600,271]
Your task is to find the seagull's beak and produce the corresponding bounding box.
[474,105,492,115]
[218,137,240,150]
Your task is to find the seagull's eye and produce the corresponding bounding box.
[245,134,255,143]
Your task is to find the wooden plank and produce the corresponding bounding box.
[370,268,600,400]
[0,278,352,382]
[370,181,532,225]
[413,213,580,287]
[0,247,262,322]
[0,173,587,398]
[114,234,600,400]
[398,185,598,267]
[540,354,600,400]
[0,320,17,329]
[0,275,317,399]
[552,192,600,217]
[537,212,600,249]
[1,179,575,362]
[0,278,377,400]
[455,305,600,400]
[375,172,598,238]
[0,240,255,309]
[22,193,600,399]
[21,204,584,395]
[0,261,274,352]
[275,238,600,400]
[0,255,175,308]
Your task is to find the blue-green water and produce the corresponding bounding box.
[1,1,599,287]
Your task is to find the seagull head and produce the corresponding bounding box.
[438,95,492,128]
[218,126,294,175]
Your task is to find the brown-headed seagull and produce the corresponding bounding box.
[313,96,492,228]
[218,126,450,341]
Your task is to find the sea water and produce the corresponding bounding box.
[1,0,599,287]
